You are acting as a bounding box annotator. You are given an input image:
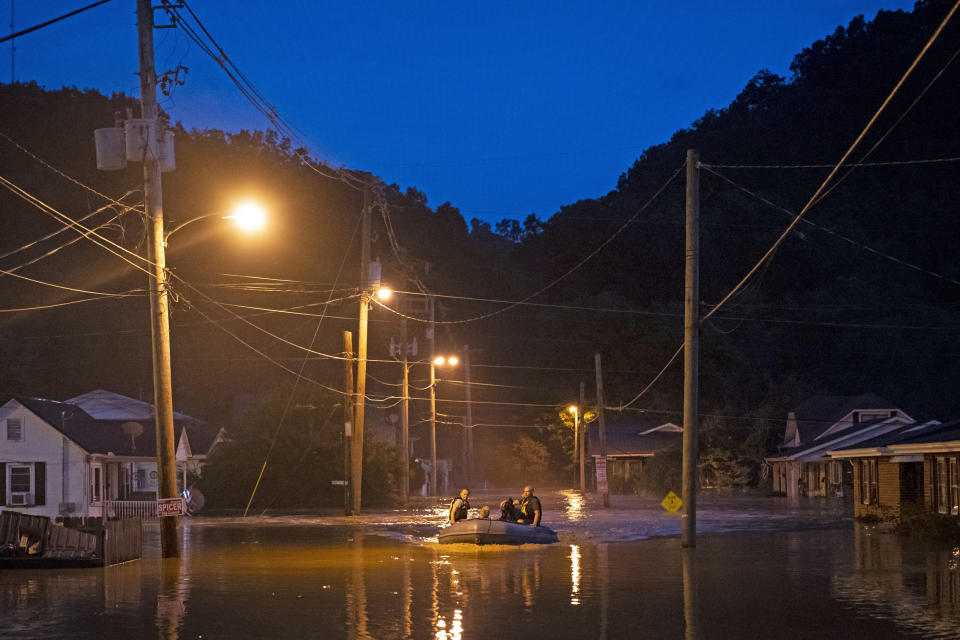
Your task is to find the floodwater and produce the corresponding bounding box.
[2,491,960,639]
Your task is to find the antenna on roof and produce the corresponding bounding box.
[121,421,144,452]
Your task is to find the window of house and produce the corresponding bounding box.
[7,465,32,505]
[935,457,949,515]
[950,457,959,517]
[6,418,23,441]
[831,461,842,485]
[91,466,102,503]
[860,459,878,505]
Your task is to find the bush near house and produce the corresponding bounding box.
[896,514,960,543]
[197,389,403,510]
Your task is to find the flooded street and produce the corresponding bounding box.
[2,491,959,639]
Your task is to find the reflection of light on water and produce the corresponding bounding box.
[451,609,463,640]
[950,547,960,571]
[563,490,586,522]
[570,545,582,605]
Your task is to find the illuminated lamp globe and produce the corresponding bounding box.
[376,287,392,301]
[568,405,578,415]
[228,201,267,232]
[446,356,459,366]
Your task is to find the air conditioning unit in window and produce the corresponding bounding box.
[9,493,33,506]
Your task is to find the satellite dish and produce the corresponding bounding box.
[121,421,144,452]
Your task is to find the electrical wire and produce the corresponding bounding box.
[702,0,960,323]
[702,166,960,289]
[372,166,683,325]
[0,131,144,213]
[0,295,141,313]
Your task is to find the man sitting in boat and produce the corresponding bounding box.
[448,488,471,523]
[474,505,490,519]
[517,485,542,526]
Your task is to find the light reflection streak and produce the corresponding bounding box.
[570,545,582,605]
[563,490,586,522]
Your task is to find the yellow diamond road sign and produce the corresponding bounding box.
[661,491,682,514]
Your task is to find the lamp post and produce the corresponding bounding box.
[164,201,267,245]
[567,404,579,489]
[429,354,457,496]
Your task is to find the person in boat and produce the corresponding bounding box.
[516,485,542,526]
[448,488,471,523]
[474,505,490,519]
[499,497,519,521]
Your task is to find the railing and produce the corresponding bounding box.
[100,500,158,520]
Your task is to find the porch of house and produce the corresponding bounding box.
[86,458,191,520]
[771,460,852,499]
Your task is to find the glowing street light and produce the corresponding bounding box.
[376,287,392,301]
[164,200,267,244]
[429,353,459,495]
[225,201,267,232]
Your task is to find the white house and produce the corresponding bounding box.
[766,393,914,499]
[0,390,222,519]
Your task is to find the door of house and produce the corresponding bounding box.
[900,462,924,517]
[90,464,103,502]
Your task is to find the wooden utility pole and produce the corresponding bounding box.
[352,188,371,514]
[343,331,354,515]
[595,352,609,507]
[428,295,437,495]
[400,318,409,506]
[429,361,438,496]
[462,344,473,486]
[681,148,700,548]
[579,380,586,493]
[137,0,178,558]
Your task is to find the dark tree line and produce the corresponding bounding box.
[2,0,959,502]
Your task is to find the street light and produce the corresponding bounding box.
[376,287,392,301]
[164,201,268,245]
[429,353,458,496]
[568,405,580,490]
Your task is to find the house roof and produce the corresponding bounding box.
[828,420,943,452]
[770,415,915,462]
[66,389,194,422]
[791,393,899,443]
[10,392,219,458]
[586,421,682,457]
[828,419,960,458]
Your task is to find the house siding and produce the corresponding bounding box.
[0,403,89,519]
[853,458,900,521]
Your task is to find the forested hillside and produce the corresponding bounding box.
[1,0,958,494]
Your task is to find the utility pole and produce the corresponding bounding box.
[579,380,586,492]
[595,352,609,508]
[681,148,700,548]
[352,188,371,514]
[400,318,409,506]
[428,295,437,496]
[343,330,354,515]
[429,360,438,496]
[462,344,473,486]
[138,0,178,558]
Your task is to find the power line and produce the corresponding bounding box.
[703,165,960,289]
[701,0,960,324]
[701,156,960,169]
[373,166,683,325]
[0,0,112,44]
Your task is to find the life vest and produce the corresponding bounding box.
[450,497,470,522]
[519,496,541,522]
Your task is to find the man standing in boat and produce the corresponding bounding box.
[449,488,471,523]
[517,485,542,526]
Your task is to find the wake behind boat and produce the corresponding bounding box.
[438,519,559,545]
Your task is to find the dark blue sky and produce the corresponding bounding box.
[7,1,913,223]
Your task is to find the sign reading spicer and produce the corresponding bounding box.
[157,497,186,517]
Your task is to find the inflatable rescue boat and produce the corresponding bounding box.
[438,519,559,545]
